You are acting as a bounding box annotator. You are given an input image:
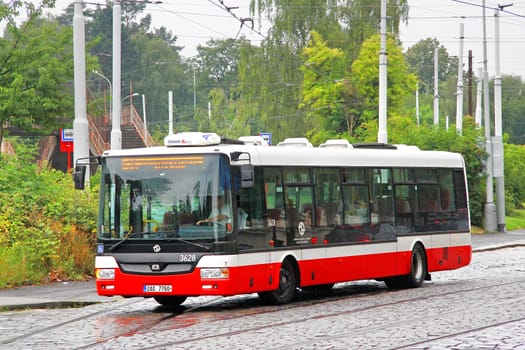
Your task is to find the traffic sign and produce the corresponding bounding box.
[260,132,272,145]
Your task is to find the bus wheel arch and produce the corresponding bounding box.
[385,242,427,290]
[258,256,299,305]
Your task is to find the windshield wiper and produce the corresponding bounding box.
[108,232,143,252]
[168,237,211,251]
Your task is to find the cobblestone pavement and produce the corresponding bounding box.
[1,247,524,349]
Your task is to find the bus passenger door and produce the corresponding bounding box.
[263,168,287,247]
[369,168,397,277]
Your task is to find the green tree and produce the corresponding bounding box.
[60,2,191,134]
[404,38,458,95]
[498,75,525,144]
[130,31,191,132]
[503,143,525,213]
[351,34,417,139]
[0,1,74,144]
[194,88,249,137]
[194,38,245,100]
[300,31,350,140]
[242,0,409,143]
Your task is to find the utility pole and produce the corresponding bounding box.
[142,94,147,135]
[468,50,473,117]
[494,5,510,232]
[168,91,173,135]
[416,82,420,126]
[73,0,89,187]
[111,0,122,150]
[475,68,483,127]
[377,0,388,144]
[482,0,497,232]
[433,47,439,125]
[456,23,464,133]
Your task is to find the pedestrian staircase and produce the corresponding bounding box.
[87,103,155,155]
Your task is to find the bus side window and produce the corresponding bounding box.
[314,168,342,228]
[416,184,441,232]
[394,182,416,233]
[453,169,469,230]
[369,168,394,239]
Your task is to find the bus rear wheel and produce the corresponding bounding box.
[385,244,427,289]
[154,296,187,307]
[258,259,297,305]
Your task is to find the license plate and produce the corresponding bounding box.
[143,284,172,293]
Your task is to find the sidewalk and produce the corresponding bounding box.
[471,229,525,252]
[0,279,112,311]
[1,231,525,311]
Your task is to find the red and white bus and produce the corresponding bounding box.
[75,132,471,306]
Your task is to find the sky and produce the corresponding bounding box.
[35,0,525,78]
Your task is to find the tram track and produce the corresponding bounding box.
[391,316,525,349]
[0,297,144,345]
[69,276,525,349]
[1,267,523,349]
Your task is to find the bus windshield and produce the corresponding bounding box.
[98,154,233,243]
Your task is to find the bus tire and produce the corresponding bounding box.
[405,243,427,288]
[385,244,427,289]
[154,296,187,307]
[258,259,297,305]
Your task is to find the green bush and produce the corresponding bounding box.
[0,140,98,287]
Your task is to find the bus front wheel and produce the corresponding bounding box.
[258,259,297,305]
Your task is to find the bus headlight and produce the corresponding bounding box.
[96,268,115,280]
[200,268,229,279]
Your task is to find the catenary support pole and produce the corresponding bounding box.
[494,7,506,232]
[168,91,173,135]
[456,23,464,133]
[475,67,482,127]
[416,82,420,126]
[433,47,439,125]
[111,0,122,149]
[73,0,89,187]
[377,0,387,144]
[142,94,147,135]
[482,0,497,232]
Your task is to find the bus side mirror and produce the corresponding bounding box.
[240,163,254,188]
[73,165,87,190]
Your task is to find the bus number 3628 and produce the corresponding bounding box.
[179,254,197,262]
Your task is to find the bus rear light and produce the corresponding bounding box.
[311,237,318,244]
[96,268,115,280]
[200,268,229,279]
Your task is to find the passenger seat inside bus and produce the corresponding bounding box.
[396,199,413,232]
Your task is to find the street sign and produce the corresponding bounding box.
[61,128,74,142]
[59,128,74,170]
[260,132,272,145]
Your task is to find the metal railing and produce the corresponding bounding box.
[122,105,156,147]
[87,113,110,155]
